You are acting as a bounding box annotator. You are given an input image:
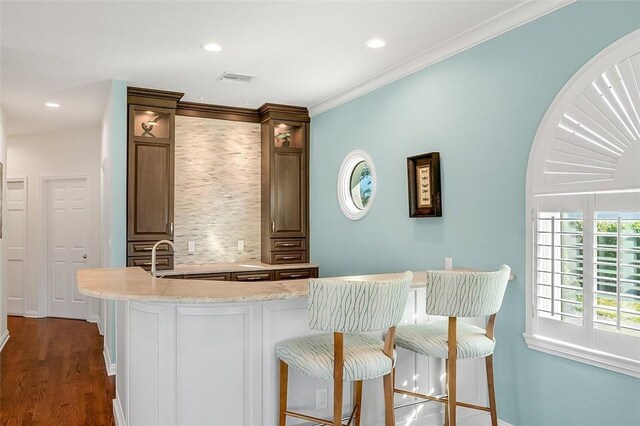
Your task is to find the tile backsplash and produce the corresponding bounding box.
[174,115,261,264]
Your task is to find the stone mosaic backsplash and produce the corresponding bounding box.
[174,116,261,264]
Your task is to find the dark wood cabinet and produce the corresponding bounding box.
[163,267,318,282]
[260,105,310,264]
[126,89,182,270]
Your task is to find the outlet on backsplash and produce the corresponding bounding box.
[188,241,196,254]
[237,240,245,251]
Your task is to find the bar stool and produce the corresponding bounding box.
[393,266,511,426]
[276,272,413,426]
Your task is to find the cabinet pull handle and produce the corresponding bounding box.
[282,256,295,260]
[143,262,157,266]
[244,275,264,281]
[170,222,174,235]
[142,247,154,251]
[288,274,302,278]
[281,243,296,247]
[271,222,275,233]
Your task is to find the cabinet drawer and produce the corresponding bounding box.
[270,238,306,252]
[231,271,274,282]
[275,268,317,280]
[183,273,230,281]
[270,251,306,264]
[127,255,174,271]
[128,241,174,257]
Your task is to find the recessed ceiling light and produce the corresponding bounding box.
[202,42,223,52]
[198,97,204,100]
[45,102,60,108]
[365,38,386,49]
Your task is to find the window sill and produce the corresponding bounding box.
[523,333,640,378]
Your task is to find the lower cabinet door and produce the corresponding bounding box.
[231,271,274,282]
[183,273,230,281]
[275,268,318,280]
[127,255,174,271]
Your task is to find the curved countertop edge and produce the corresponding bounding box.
[78,267,515,304]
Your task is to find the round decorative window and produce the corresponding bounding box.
[337,150,377,220]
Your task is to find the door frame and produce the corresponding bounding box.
[6,176,28,316]
[39,175,96,319]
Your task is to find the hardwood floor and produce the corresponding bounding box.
[1,316,115,426]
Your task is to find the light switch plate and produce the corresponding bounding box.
[188,241,196,254]
[237,240,244,251]
[445,257,453,270]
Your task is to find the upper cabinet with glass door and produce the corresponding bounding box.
[131,106,173,140]
[259,104,310,264]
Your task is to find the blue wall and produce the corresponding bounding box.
[310,2,640,425]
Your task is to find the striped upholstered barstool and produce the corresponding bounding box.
[276,272,413,426]
[394,266,511,426]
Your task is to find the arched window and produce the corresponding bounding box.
[525,29,640,378]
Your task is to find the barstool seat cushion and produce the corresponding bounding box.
[276,333,395,381]
[395,321,495,359]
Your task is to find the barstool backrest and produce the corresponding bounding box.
[425,266,511,317]
[308,272,413,332]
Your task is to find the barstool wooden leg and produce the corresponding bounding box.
[354,380,363,426]
[334,332,344,426]
[447,317,457,426]
[279,360,288,426]
[444,361,449,426]
[486,355,498,426]
[383,372,395,426]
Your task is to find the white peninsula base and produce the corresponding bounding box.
[114,289,493,426]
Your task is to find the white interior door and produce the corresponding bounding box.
[46,178,91,319]
[7,178,27,315]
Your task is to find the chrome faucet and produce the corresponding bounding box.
[151,240,176,278]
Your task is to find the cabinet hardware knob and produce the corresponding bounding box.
[82,254,87,259]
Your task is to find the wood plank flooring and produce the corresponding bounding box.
[1,316,115,426]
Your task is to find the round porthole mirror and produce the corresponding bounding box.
[337,150,377,220]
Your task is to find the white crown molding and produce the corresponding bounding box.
[309,0,576,117]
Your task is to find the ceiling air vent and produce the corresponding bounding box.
[218,72,254,85]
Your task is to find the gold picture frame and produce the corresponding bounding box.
[407,152,442,217]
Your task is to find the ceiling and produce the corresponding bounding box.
[1,1,571,136]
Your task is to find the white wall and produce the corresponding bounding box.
[99,79,127,375]
[0,108,8,350]
[7,127,101,318]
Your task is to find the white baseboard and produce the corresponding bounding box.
[103,348,116,376]
[0,330,10,352]
[87,314,103,335]
[113,391,126,426]
[23,310,43,318]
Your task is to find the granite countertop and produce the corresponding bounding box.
[78,267,426,304]
[77,266,515,304]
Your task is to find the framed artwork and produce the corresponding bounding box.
[407,152,442,217]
